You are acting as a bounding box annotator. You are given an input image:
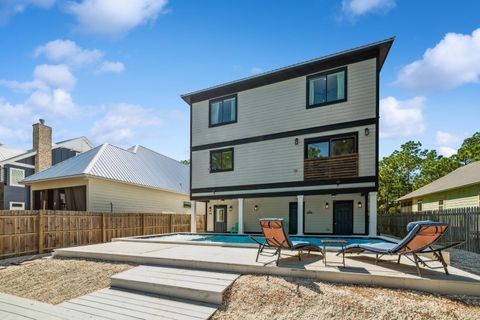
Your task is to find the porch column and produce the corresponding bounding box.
[297,195,304,236]
[368,192,378,236]
[238,198,244,234]
[191,200,197,233]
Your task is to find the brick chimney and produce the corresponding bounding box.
[33,119,52,173]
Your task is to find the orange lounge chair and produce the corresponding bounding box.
[249,218,322,266]
[339,220,463,276]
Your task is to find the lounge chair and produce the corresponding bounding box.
[338,220,463,276]
[249,218,322,266]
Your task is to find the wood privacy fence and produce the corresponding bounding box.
[0,210,206,259]
[378,207,480,254]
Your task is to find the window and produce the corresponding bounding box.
[307,67,346,108]
[9,202,25,210]
[183,201,192,209]
[305,135,356,159]
[439,199,444,211]
[417,200,423,212]
[209,95,237,127]
[210,148,234,173]
[9,168,25,187]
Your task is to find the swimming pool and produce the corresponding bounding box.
[139,233,395,247]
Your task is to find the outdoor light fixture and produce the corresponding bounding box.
[294,138,299,145]
[357,201,363,208]
[325,202,329,209]
[208,206,212,214]
[229,205,233,211]
[254,205,259,211]
[307,210,313,215]
[365,128,370,136]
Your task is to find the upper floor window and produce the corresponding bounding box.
[305,135,356,159]
[307,67,346,108]
[209,95,237,127]
[210,148,234,173]
[9,167,25,187]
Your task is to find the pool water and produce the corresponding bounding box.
[144,234,394,247]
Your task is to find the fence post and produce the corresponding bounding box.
[142,213,146,235]
[38,210,44,254]
[102,213,106,242]
[170,214,174,233]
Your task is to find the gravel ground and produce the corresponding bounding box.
[213,275,480,320]
[0,257,134,304]
[449,249,480,275]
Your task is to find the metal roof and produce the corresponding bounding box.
[22,144,190,195]
[0,144,25,162]
[398,161,480,201]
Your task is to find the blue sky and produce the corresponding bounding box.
[0,0,479,161]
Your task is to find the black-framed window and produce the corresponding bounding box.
[210,148,234,173]
[305,134,356,159]
[209,95,237,127]
[307,67,346,108]
[417,200,423,212]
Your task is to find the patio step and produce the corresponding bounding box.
[110,265,240,305]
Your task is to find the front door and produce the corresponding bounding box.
[214,205,227,233]
[333,201,353,235]
[288,202,298,234]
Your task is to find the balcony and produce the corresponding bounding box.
[304,154,359,181]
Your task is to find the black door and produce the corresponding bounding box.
[288,202,305,234]
[333,201,353,235]
[214,205,227,233]
[288,202,298,234]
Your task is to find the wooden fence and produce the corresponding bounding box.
[378,207,480,254]
[0,210,206,259]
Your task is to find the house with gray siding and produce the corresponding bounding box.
[181,38,394,235]
[0,120,93,210]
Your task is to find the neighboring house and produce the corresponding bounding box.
[22,144,205,216]
[398,161,480,212]
[181,38,394,235]
[0,120,93,210]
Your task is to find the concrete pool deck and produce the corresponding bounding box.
[54,239,480,297]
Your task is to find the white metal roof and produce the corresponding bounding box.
[398,161,480,201]
[0,144,25,162]
[22,144,190,195]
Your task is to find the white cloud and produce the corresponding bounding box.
[98,61,125,74]
[250,67,263,75]
[0,79,47,92]
[33,64,76,90]
[66,0,168,37]
[438,146,457,157]
[0,98,35,144]
[380,96,426,139]
[90,103,162,144]
[396,28,480,91]
[0,0,55,23]
[434,131,464,157]
[342,0,395,17]
[26,89,77,117]
[34,39,103,66]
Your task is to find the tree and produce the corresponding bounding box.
[180,159,190,165]
[413,150,461,190]
[456,132,480,165]
[378,141,424,213]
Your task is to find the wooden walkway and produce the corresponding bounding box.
[0,265,238,319]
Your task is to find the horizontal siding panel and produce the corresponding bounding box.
[192,125,376,189]
[192,58,377,146]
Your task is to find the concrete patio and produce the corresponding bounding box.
[54,239,480,297]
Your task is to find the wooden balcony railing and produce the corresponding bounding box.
[304,154,359,181]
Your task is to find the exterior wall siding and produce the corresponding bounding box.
[409,184,480,212]
[191,58,377,147]
[206,193,365,234]
[192,125,376,189]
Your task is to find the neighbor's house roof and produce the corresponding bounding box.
[22,144,190,195]
[0,144,25,162]
[398,161,480,201]
[0,136,94,166]
[181,37,395,104]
